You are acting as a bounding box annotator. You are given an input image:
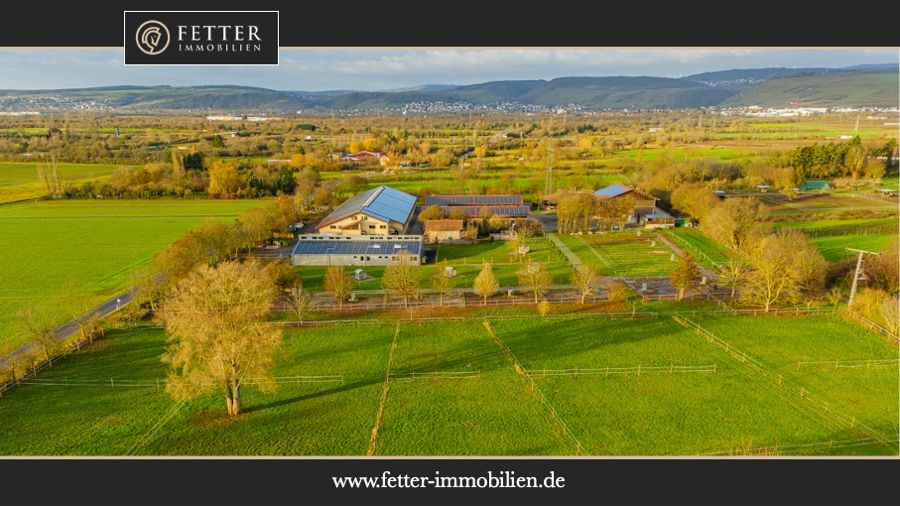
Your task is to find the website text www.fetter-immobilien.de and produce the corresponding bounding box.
[333,470,566,489]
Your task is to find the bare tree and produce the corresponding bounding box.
[518,261,553,304]
[16,308,61,365]
[286,280,312,322]
[703,198,769,252]
[570,264,599,304]
[718,261,749,298]
[159,260,282,416]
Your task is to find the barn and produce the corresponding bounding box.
[424,194,531,218]
[290,234,424,266]
[316,185,417,236]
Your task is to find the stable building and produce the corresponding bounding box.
[637,208,676,229]
[291,234,424,266]
[317,185,417,236]
[424,219,465,243]
[424,194,531,218]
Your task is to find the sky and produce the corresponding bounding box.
[0,48,896,91]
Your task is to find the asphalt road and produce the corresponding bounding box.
[4,288,136,363]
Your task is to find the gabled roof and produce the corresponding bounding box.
[317,186,417,229]
[426,194,524,206]
[425,219,465,232]
[593,183,634,198]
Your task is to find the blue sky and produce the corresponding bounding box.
[0,49,896,91]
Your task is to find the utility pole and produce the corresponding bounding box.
[545,144,554,196]
[846,248,879,308]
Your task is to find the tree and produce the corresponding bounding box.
[718,261,749,298]
[570,264,599,304]
[669,255,699,300]
[324,265,353,308]
[518,261,553,303]
[286,280,312,322]
[741,230,826,311]
[431,261,456,307]
[556,192,594,233]
[703,198,769,251]
[607,280,630,303]
[865,237,899,295]
[507,226,533,261]
[418,204,445,221]
[159,260,282,416]
[473,263,499,305]
[382,252,422,308]
[57,281,95,344]
[207,161,245,197]
[16,307,60,365]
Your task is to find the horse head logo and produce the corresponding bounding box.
[135,20,170,56]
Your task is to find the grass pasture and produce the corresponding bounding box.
[559,231,677,276]
[666,228,738,268]
[0,161,127,203]
[1,312,893,456]
[0,199,264,353]
[775,218,897,262]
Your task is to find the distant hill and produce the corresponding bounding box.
[0,85,316,112]
[682,63,899,90]
[720,71,899,108]
[1,64,896,112]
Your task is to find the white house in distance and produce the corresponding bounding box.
[316,185,417,236]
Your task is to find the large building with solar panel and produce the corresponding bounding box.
[290,234,424,266]
[424,194,531,218]
[316,185,418,236]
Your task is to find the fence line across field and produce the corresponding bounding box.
[673,313,886,440]
[16,374,346,389]
[702,435,900,456]
[388,371,480,380]
[526,364,717,377]
[797,358,899,370]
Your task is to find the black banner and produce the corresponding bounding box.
[1,458,899,505]
[1,1,899,47]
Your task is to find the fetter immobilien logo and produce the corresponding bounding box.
[125,11,279,65]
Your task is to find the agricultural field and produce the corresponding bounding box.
[774,217,898,262]
[0,199,264,353]
[0,161,127,203]
[760,192,897,217]
[695,314,899,438]
[557,231,678,276]
[0,313,894,456]
[294,236,574,292]
[665,228,739,268]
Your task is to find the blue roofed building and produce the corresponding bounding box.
[424,194,531,219]
[317,185,418,235]
[291,234,424,266]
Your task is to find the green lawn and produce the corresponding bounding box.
[694,314,899,438]
[558,231,677,276]
[0,313,895,456]
[0,199,264,353]
[666,228,738,268]
[0,162,127,203]
[773,218,897,262]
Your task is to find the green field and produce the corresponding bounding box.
[666,228,738,268]
[1,313,894,456]
[0,162,127,203]
[558,231,677,276]
[695,315,899,438]
[775,218,898,262]
[0,199,264,353]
